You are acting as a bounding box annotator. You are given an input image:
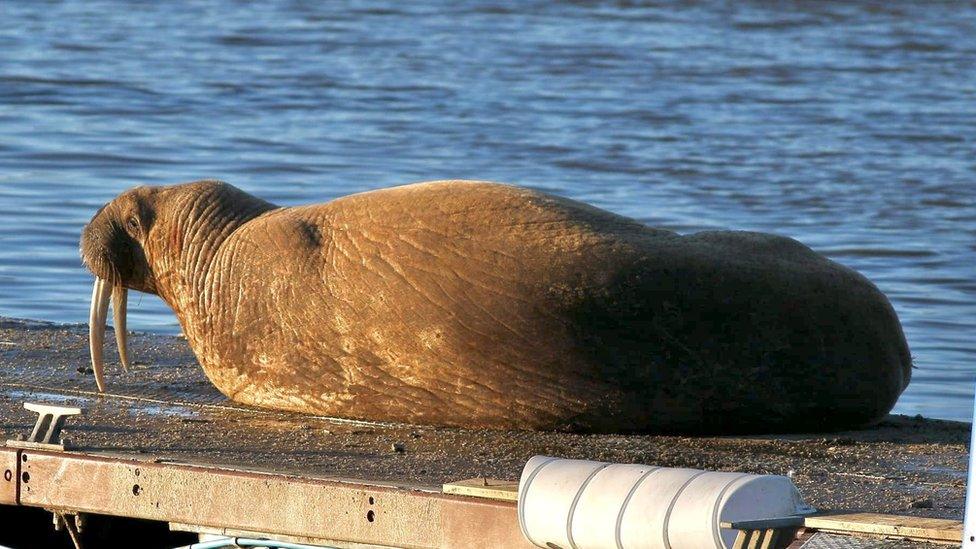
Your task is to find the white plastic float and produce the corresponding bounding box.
[517,455,814,549]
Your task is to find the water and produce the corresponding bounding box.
[0,1,973,421]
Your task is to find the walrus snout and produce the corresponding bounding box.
[80,195,149,392]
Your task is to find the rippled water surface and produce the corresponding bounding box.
[0,1,973,420]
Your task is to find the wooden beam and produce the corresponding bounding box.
[0,447,18,505]
[16,450,535,549]
[804,513,963,543]
[442,478,518,501]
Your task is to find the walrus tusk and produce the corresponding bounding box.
[88,276,111,392]
[112,285,130,371]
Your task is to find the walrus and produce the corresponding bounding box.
[80,180,911,433]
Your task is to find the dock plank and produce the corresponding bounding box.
[804,513,963,543]
[442,478,519,501]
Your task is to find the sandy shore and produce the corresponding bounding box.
[0,316,968,520]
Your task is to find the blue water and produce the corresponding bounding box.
[0,1,973,420]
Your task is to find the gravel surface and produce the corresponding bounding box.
[0,317,968,520]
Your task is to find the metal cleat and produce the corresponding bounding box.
[6,402,83,451]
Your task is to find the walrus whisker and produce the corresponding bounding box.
[88,276,111,392]
[112,284,130,371]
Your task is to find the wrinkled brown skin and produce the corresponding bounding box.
[80,180,912,433]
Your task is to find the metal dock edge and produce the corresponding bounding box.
[2,446,534,549]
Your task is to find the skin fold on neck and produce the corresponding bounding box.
[144,181,277,343]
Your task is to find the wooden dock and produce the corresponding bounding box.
[0,446,965,548]
[0,317,969,547]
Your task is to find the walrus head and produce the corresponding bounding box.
[80,185,161,390]
[80,181,275,392]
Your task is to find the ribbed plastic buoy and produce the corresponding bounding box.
[518,455,811,549]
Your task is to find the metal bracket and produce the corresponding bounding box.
[53,510,85,549]
[6,402,83,451]
[721,516,804,549]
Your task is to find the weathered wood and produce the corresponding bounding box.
[724,517,800,549]
[747,529,762,549]
[0,447,18,505]
[759,528,778,549]
[6,440,70,451]
[16,449,535,549]
[804,513,963,543]
[732,529,750,549]
[442,478,518,501]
